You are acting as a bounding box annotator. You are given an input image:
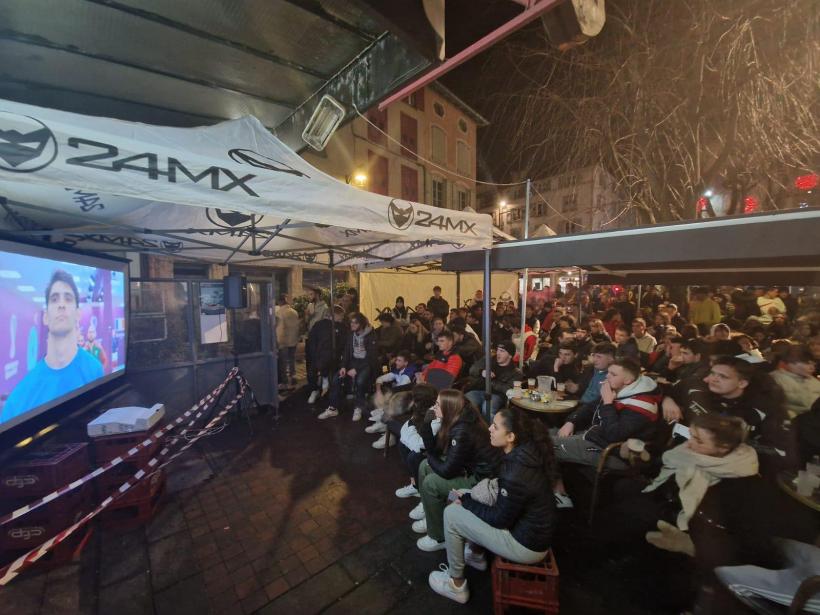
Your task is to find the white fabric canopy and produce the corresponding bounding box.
[0,100,492,267]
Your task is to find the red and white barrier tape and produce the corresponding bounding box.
[0,375,248,586]
[0,367,239,528]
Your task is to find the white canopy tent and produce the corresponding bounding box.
[0,100,493,269]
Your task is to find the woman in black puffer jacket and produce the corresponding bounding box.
[427,406,557,605]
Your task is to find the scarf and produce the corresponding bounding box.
[643,442,758,530]
[352,326,371,359]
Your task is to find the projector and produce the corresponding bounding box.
[87,404,165,437]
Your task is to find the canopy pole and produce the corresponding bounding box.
[329,249,336,368]
[483,249,492,420]
[456,272,461,310]
[578,267,585,322]
[518,179,531,370]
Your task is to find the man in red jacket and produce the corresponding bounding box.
[419,330,463,383]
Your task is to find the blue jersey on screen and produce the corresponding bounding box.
[0,348,104,424]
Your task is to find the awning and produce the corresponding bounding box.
[0,99,492,268]
[441,209,820,285]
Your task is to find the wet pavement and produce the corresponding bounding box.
[2,378,679,615]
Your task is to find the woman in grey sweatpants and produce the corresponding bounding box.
[429,407,558,604]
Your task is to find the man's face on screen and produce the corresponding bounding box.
[44,280,79,337]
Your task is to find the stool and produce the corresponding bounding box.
[491,550,559,614]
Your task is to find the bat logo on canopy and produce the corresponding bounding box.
[388,199,414,230]
[0,112,58,173]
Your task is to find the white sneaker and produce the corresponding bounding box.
[352,408,362,421]
[307,390,320,404]
[464,543,488,571]
[428,564,469,603]
[369,408,384,422]
[554,491,574,509]
[411,518,427,534]
[317,407,338,420]
[364,421,386,434]
[417,535,446,553]
[371,433,395,449]
[395,484,419,498]
[408,501,425,520]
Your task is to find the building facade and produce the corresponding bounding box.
[302,83,488,213]
[477,165,633,238]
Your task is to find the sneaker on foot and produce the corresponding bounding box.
[464,544,488,571]
[411,518,427,534]
[371,433,395,449]
[317,407,339,420]
[352,408,363,421]
[395,484,419,498]
[364,421,386,434]
[554,491,574,509]
[369,408,384,421]
[408,501,425,520]
[417,535,446,553]
[307,390,320,404]
[428,564,469,603]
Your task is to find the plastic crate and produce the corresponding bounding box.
[0,443,90,499]
[0,524,94,570]
[491,550,559,614]
[0,485,93,552]
[91,425,165,466]
[100,471,166,531]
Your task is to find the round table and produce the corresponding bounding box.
[777,471,820,513]
[511,396,578,415]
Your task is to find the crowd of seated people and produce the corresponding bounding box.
[297,284,819,611]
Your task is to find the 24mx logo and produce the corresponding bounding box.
[387,199,477,236]
[415,210,477,236]
[65,138,260,197]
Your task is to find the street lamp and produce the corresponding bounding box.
[345,171,368,187]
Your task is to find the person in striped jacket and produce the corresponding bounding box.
[552,357,662,508]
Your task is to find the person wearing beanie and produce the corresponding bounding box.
[464,341,522,419]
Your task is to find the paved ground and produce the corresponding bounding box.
[2,371,685,615]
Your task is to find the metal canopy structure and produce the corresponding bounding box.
[0,0,433,151]
[442,209,820,285]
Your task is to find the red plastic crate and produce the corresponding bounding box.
[0,443,90,499]
[491,550,559,614]
[100,471,166,531]
[106,469,166,509]
[91,425,165,466]
[0,485,93,552]
[0,524,93,570]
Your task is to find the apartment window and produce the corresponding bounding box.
[401,165,419,202]
[400,112,418,160]
[561,193,577,212]
[432,177,446,208]
[433,101,445,118]
[368,151,389,196]
[431,125,446,165]
[456,140,470,176]
[403,89,425,111]
[457,189,470,210]
[367,108,387,144]
[458,118,468,133]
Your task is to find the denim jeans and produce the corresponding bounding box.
[328,359,372,410]
[279,346,296,383]
[465,390,505,419]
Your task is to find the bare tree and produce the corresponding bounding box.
[477,0,819,223]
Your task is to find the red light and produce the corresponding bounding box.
[696,197,708,212]
[795,174,819,191]
[743,196,759,214]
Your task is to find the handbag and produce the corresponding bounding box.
[468,477,499,506]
